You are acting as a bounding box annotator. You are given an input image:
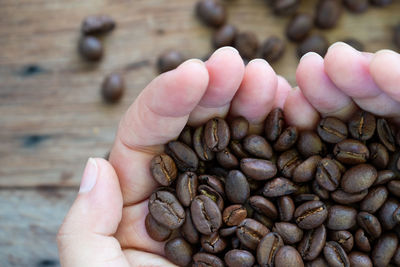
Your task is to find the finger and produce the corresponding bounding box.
[188,47,245,126]
[296,52,358,121]
[124,249,177,267]
[230,59,277,134]
[324,42,400,117]
[58,158,129,267]
[284,87,320,130]
[273,75,291,109]
[110,59,209,205]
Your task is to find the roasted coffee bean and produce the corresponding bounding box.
[294,200,328,229]
[253,212,274,229]
[315,0,342,29]
[149,190,185,229]
[237,218,270,250]
[265,108,284,142]
[317,117,348,144]
[260,36,286,62]
[166,141,199,171]
[374,170,396,185]
[293,155,321,183]
[220,226,237,237]
[294,193,320,204]
[379,198,400,230]
[327,205,357,230]
[193,252,224,267]
[297,34,329,58]
[274,245,304,267]
[312,179,330,199]
[196,0,226,27]
[306,257,329,267]
[179,126,192,147]
[273,222,303,244]
[357,212,382,239]
[369,143,389,169]
[216,148,238,169]
[348,110,376,141]
[355,228,372,252]
[198,185,224,211]
[213,24,237,48]
[157,50,185,73]
[193,126,215,161]
[204,117,230,152]
[392,245,400,266]
[150,154,178,186]
[241,158,277,181]
[243,135,273,159]
[277,149,303,178]
[348,251,372,267]
[225,170,250,204]
[297,130,325,158]
[372,232,398,267]
[377,118,396,152]
[286,13,313,42]
[101,73,124,103]
[145,213,172,242]
[341,164,377,193]
[360,186,388,213]
[199,174,225,196]
[334,139,369,165]
[274,126,298,152]
[316,158,341,191]
[263,177,298,197]
[249,196,278,220]
[230,116,249,140]
[298,225,327,261]
[191,195,222,235]
[370,0,393,6]
[323,241,350,267]
[81,15,115,35]
[395,23,400,49]
[79,36,103,61]
[165,237,193,266]
[277,196,295,221]
[223,205,247,226]
[331,189,368,205]
[257,232,284,266]
[343,38,365,50]
[388,180,400,197]
[344,0,369,13]
[201,232,227,253]
[234,31,259,59]
[273,0,300,16]
[225,249,255,267]
[230,140,250,159]
[176,172,198,207]
[330,231,354,253]
[181,209,200,244]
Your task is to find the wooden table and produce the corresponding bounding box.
[0,0,399,265]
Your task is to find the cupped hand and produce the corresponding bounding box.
[57,43,400,267]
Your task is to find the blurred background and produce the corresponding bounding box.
[0,0,399,266]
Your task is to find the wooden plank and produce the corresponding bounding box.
[0,0,399,187]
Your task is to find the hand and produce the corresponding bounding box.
[57,43,400,266]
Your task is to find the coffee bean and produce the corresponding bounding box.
[198,184,224,211]
[204,117,230,152]
[181,209,200,244]
[191,195,222,235]
[201,232,227,253]
[360,186,388,213]
[393,245,400,266]
[348,251,372,267]
[298,225,327,261]
[298,131,326,158]
[225,170,250,204]
[294,193,320,204]
[316,158,341,191]
[79,36,103,61]
[357,211,382,239]
[355,228,372,252]
[317,117,348,144]
[223,205,247,226]
[348,110,376,141]
[275,245,304,267]
[331,189,368,205]
[323,241,350,267]
[150,154,178,187]
[165,237,193,266]
[158,50,185,73]
[230,116,249,140]
[297,34,329,58]
[220,226,237,237]
[326,205,357,230]
[193,125,215,161]
[343,38,365,50]
[344,0,369,13]
[372,232,398,267]
[312,179,330,199]
[286,13,313,42]
[305,257,329,267]
[341,164,377,193]
[81,15,115,35]
[388,180,400,197]
[237,218,270,250]
[369,143,389,169]
[293,155,321,183]
[145,213,172,242]
[257,232,284,266]
[374,170,396,185]
[379,198,400,230]
[193,252,224,267]
[329,231,354,253]
[334,139,370,165]
[241,158,277,181]
[277,149,303,178]
[243,135,273,159]
[273,0,300,16]
[274,126,298,152]
[370,0,393,6]
[263,177,298,198]
[395,23,400,49]
[196,0,226,27]
[234,31,259,59]
[149,190,185,230]
[260,36,286,62]
[377,118,396,152]
[265,108,285,142]
[277,196,295,221]
[249,196,278,220]
[166,141,199,171]
[216,148,239,169]
[273,222,303,244]
[213,24,237,48]
[230,140,250,159]
[176,172,198,207]
[294,200,328,229]
[101,73,124,103]
[225,249,255,267]
[315,0,342,29]
[178,126,193,147]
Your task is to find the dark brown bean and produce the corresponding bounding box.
[388,180,400,197]
[298,225,327,261]
[236,218,270,250]
[286,13,313,42]
[357,212,382,239]
[274,126,298,152]
[377,118,396,152]
[145,213,172,242]
[260,36,286,62]
[201,232,227,253]
[204,117,230,152]
[344,0,369,13]
[234,31,259,59]
[329,231,354,253]
[274,245,304,267]
[230,116,249,140]
[294,200,328,229]
[191,195,222,235]
[101,73,124,103]
[166,141,199,171]
[81,15,115,35]
[243,135,273,159]
[277,149,303,178]
[198,184,224,211]
[278,196,295,221]
[196,0,226,27]
[157,50,185,73]
[305,257,329,267]
[150,154,178,186]
[176,172,198,207]
[369,143,389,169]
[193,252,224,267]
[294,193,320,204]
[79,36,103,61]
[316,158,341,191]
[241,158,277,181]
[297,34,329,58]
[165,237,193,266]
[213,24,237,48]
[230,140,250,159]
[293,155,322,183]
[312,179,330,200]
[273,0,300,16]
[333,139,370,165]
[181,209,200,244]
[373,170,396,185]
[323,241,350,267]
[348,251,372,267]
[265,108,285,142]
[249,196,278,220]
[379,198,400,230]
[225,170,250,204]
[297,130,326,158]
[225,249,255,267]
[257,232,284,266]
[178,126,192,147]
[326,205,357,230]
[343,38,365,50]
[341,164,377,193]
[273,222,303,244]
[317,117,348,144]
[263,177,298,198]
[331,189,368,205]
[223,205,247,226]
[348,110,376,141]
[216,148,238,169]
[355,228,372,252]
[315,0,342,29]
[193,125,215,161]
[198,175,225,197]
[372,232,398,267]
[392,245,400,266]
[360,186,388,213]
[219,226,237,237]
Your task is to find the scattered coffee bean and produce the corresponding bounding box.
[181,209,200,244]
[265,108,285,142]
[326,205,357,230]
[230,116,249,140]
[297,131,325,158]
[293,155,321,183]
[225,170,250,203]
[234,31,259,59]
[294,200,328,229]
[348,110,376,141]
[201,232,227,253]
[213,24,237,48]
[277,196,295,221]
[101,73,124,103]
[165,237,193,266]
[157,50,185,73]
[225,249,255,267]
[331,189,368,205]
[145,213,172,241]
[204,117,231,152]
[81,15,115,35]
[323,241,350,267]
[317,117,348,144]
[298,225,327,261]
[372,232,398,267]
[191,195,222,235]
[329,230,354,252]
[377,118,396,152]
[166,141,198,172]
[286,13,313,42]
[241,158,277,180]
[260,36,286,63]
[355,228,372,252]
[263,177,297,197]
[275,245,304,267]
[150,153,177,186]
[273,0,300,16]
[360,186,388,213]
[243,135,273,159]
[273,222,303,244]
[341,164,377,193]
[344,0,369,13]
[249,195,278,220]
[348,251,373,267]
[223,205,247,226]
[257,232,284,266]
[277,149,302,178]
[193,252,224,267]
[79,36,103,61]
[196,0,226,27]
[369,142,389,169]
[315,158,341,191]
[193,125,215,161]
[343,38,365,50]
[334,139,370,165]
[236,218,270,250]
[315,0,342,29]
[357,211,382,239]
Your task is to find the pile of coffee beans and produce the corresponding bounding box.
[146,109,400,266]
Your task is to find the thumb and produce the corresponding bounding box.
[57,158,129,267]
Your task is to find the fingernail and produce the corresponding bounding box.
[299,52,320,62]
[79,158,98,193]
[182,58,204,67]
[328,41,349,51]
[248,58,269,65]
[214,46,239,54]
